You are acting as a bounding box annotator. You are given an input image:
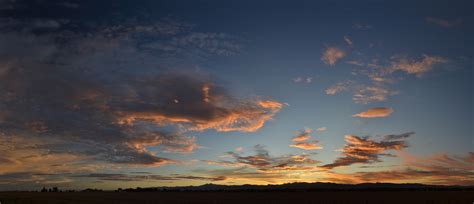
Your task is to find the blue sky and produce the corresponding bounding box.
[0,0,472,190]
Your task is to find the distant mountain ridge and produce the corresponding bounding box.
[119,182,474,192]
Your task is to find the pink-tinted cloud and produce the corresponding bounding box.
[291,129,312,142]
[290,141,323,150]
[353,107,394,118]
[321,47,346,66]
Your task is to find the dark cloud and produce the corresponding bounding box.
[208,145,319,173]
[321,132,413,169]
[0,172,73,189]
[0,12,280,172]
[115,73,282,133]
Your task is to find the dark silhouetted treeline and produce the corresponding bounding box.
[115,182,474,192]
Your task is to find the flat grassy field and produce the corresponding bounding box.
[1,191,473,204]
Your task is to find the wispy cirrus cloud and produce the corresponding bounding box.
[327,54,446,104]
[425,17,462,28]
[325,81,355,95]
[321,47,346,66]
[388,55,447,77]
[325,81,396,104]
[346,60,364,66]
[352,22,372,30]
[316,127,327,132]
[353,107,394,118]
[292,76,313,84]
[321,132,413,169]
[144,32,242,57]
[343,36,352,46]
[355,55,448,83]
[352,85,394,104]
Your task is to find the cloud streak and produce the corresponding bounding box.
[76,173,226,182]
[344,36,352,46]
[425,17,462,27]
[353,107,394,118]
[325,81,396,104]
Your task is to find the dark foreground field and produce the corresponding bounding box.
[1,191,474,204]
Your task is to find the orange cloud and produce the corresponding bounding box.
[353,107,394,118]
[289,128,323,150]
[291,128,311,142]
[321,47,345,66]
[289,141,323,150]
[119,99,282,133]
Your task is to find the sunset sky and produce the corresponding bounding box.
[0,0,472,190]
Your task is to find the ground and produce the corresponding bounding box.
[1,191,473,204]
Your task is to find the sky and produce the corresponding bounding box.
[0,0,473,190]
